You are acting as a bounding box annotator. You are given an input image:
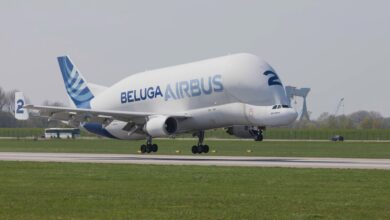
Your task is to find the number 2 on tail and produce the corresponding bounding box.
[16,99,24,113]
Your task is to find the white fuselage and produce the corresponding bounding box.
[89,53,297,139]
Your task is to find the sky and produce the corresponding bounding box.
[1,0,389,119]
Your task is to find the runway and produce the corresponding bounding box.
[1,152,390,169]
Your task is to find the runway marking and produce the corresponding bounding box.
[0,152,390,169]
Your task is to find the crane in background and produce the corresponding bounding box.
[285,86,311,121]
[334,98,345,116]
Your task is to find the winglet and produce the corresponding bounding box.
[14,92,29,120]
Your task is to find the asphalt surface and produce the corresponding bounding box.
[1,152,390,169]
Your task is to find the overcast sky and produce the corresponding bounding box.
[1,0,389,118]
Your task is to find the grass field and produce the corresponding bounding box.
[0,161,389,219]
[1,139,390,219]
[1,139,390,158]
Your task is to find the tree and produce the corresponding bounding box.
[3,90,18,115]
[42,100,65,107]
[383,118,390,129]
[317,112,330,122]
[337,115,354,129]
[0,87,6,111]
[326,115,338,128]
[359,117,373,129]
[349,111,370,126]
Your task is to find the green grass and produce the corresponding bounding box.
[0,161,389,219]
[1,139,390,158]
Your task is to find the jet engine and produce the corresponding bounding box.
[225,125,263,141]
[144,116,178,137]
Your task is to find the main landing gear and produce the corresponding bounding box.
[192,130,209,154]
[140,136,158,154]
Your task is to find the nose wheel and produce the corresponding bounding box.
[253,126,265,141]
[192,130,210,154]
[140,136,158,154]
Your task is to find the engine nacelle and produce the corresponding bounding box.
[226,125,259,139]
[144,116,178,137]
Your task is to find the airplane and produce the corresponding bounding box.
[15,53,298,154]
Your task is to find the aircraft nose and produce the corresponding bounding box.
[289,109,299,122]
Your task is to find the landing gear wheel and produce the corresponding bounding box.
[146,145,152,153]
[192,145,198,154]
[191,131,212,154]
[197,145,203,154]
[140,136,158,154]
[203,145,209,153]
[151,144,158,152]
[255,134,263,141]
[140,144,146,154]
[254,127,264,141]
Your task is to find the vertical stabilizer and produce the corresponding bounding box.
[57,56,94,109]
[14,92,29,120]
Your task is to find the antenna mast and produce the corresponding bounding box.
[334,98,345,116]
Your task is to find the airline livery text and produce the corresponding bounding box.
[120,74,224,104]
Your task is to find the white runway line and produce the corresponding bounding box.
[0,152,390,169]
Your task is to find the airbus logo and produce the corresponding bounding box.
[120,74,224,104]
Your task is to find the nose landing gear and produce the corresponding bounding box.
[191,130,210,154]
[252,126,265,141]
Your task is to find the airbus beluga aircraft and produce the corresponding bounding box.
[15,53,298,154]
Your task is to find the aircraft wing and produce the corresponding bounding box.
[24,104,191,125]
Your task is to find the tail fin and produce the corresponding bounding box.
[57,56,94,109]
[15,92,29,120]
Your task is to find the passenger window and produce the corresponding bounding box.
[282,105,289,108]
[277,105,281,109]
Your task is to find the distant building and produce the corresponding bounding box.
[44,128,80,139]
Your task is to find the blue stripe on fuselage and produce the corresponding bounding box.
[83,122,118,139]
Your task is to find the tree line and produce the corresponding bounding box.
[293,111,390,129]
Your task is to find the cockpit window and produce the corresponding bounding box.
[273,104,290,109]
